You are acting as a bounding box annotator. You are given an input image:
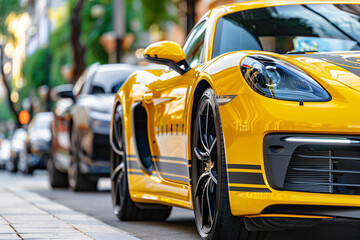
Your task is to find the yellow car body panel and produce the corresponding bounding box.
[110,0,360,217]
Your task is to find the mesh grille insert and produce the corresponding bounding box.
[284,145,360,195]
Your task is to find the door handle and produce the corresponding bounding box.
[143,91,153,103]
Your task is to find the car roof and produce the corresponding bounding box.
[220,0,360,13]
[92,64,145,90]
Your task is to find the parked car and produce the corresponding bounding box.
[49,63,145,191]
[19,112,53,174]
[7,128,27,172]
[0,139,11,169]
[109,1,360,239]
[48,84,73,188]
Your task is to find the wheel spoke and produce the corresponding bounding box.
[118,168,125,199]
[195,171,210,197]
[201,179,210,228]
[199,114,209,152]
[114,117,120,144]
[209,138,217,155]
[209,166,218,184]
[111,161,124,180]
[114,116,123,150]
[111,142,124,157]
[114,177,119,205]
[205,102,209,148]
[206,180,215,224]
[194,147,209,161]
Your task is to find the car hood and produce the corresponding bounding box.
[286,51,360,92]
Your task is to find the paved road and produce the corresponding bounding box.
[0,170,199,240]
[2,170,360,240]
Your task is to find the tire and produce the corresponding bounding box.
[20,154,34,175]
[111,105,171,221]
[7,157,18,173]
[48,150,68,188]
[68,124,98,191]
[191,88,266,240]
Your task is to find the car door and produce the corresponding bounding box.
[145,20,208,185]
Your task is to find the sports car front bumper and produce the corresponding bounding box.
[219,89,360,218]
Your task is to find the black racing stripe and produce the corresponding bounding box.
[128,154,187,163]
[128,160,140,170]
[297,53,360,77]
[152,155,187,163]
[128,172,144,176]
[229,186,271,192]
[227,164,261,170]
[228,172,265,185]
[160,173,189,183]
[155,162,189,177]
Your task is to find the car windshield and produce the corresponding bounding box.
[212,4,360,58]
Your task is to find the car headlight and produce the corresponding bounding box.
[240,55,331,102]
[89,111,110,130]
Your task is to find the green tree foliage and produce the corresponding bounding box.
[49,21,71,86]
[139,0,178,30]
[68,0,113,65]
[22,0,179,94]
[23,0,112,91]
[21,47,48,98]
[0,0,23,39]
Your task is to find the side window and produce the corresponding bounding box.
[183,20,208,68]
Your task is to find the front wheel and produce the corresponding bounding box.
[192,88,266,240]
[111,105,171,221]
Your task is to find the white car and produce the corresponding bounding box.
[0,139,11,169]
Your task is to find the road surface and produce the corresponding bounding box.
[2,170,360,240]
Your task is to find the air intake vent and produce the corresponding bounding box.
[284,145,360,195]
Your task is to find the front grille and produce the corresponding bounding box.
[284,145,360,195]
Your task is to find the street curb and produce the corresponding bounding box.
[3,186,140,240]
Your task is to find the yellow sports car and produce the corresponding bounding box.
[110,0,360,239]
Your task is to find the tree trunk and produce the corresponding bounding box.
[70,0,86,84]
[0,45,21,128]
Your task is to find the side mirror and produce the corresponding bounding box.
[143,41,190,74]
[54,84,75,101]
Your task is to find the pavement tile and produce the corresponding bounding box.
[20,233,91,239]
[4,216,57,222]
[0,218,7,225]
[0,185,140,240]
[0,225,16,234]
[15,227,78,234]
[11,222,71,229]
[0,234,20,240]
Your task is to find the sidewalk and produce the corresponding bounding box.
[0,186,139,240]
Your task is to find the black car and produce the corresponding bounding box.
[49,63,143,191]
[19,112,53,174]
